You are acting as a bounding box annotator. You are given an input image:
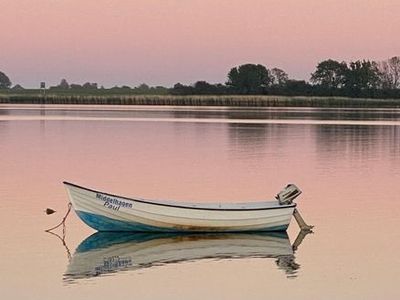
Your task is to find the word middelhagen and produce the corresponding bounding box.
[96,193,133,210]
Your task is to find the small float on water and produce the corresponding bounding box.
[63,182,312,232]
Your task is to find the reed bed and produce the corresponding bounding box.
[0,95,9,103]
[2,94,400,108]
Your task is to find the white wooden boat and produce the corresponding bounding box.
[64,232,297,281]
[63,181,302,232]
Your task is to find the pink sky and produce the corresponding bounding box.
[1,0,399,88]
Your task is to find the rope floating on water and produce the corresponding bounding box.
[47,230,72,261]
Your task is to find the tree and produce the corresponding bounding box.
[283,80,313,96]
[135,83,149,93]
[70,84,83,89]
[388,56,400,88]
[377,56,400,90]
[191,81,227,95]
[170,83,193,95]
[82,82,98,89]
[270,68,289,87]
[343,60,381,94]
[137,83,149,90]
[193,81,217,94]
[310,59,348,89]
[0,71,11,89]
[151,86,169,95]
[378,60,393,89]
[226,64,271,94]
[58,79,70,89]
[11,84,24,90]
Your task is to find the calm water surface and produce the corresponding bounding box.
[1,104,399,299]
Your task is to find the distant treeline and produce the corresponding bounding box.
[171,57,400,98]
[1,56,399,99]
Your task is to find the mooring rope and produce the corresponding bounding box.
[47,230,72,261]
[45,202,72,232]
[45,202,73,261]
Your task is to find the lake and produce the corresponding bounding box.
[1,104,399,299]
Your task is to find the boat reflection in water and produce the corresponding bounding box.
[64,231,310,282]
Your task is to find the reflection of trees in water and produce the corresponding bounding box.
[170,107,316,121]
[315,125,400,159]
[169,107,400,161]
[227,122,400,163]
[227,123,289,159]
[227,123,312,160]
[304,108,400,121]
[221,108,304,120]
[226,108,400,121]
[388,126,400,158]
[0,108,9,116]
[171,107,400,121]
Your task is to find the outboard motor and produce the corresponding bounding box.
[276,184,302,205]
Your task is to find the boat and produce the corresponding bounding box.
[64,231,300,281]
[63,181,303,232]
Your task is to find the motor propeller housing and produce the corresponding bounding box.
[276,184,302,205]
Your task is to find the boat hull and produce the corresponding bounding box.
[64,182,296,232]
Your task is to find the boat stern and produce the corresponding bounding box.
[276,184,302,205]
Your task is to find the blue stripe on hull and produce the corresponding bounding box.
[75,210,289,232]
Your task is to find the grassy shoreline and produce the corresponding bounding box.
[1,93,400,108]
